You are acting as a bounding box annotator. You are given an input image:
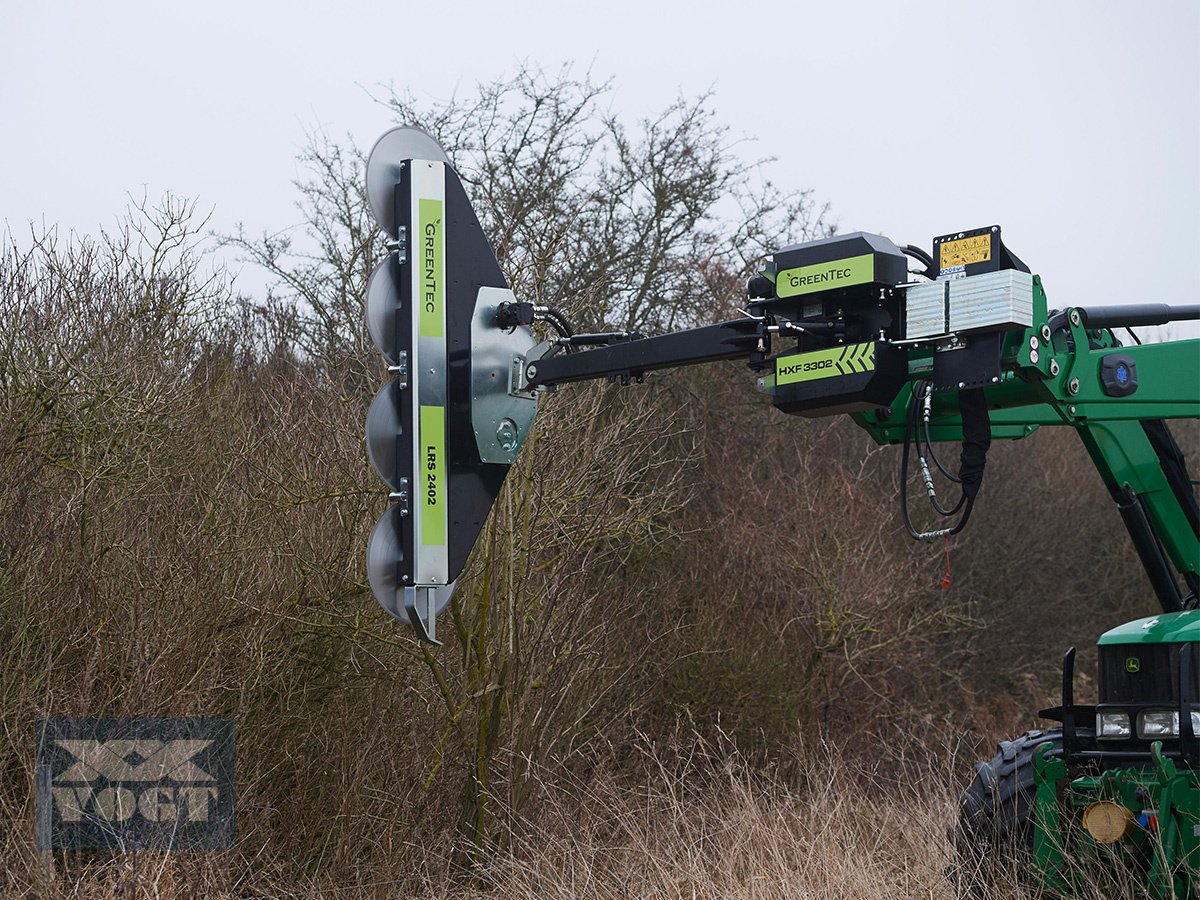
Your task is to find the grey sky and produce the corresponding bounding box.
[3,0,1198,334]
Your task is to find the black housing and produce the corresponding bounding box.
[771,341,907,418]
[758,232,909,344]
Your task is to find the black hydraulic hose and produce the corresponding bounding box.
[541,306,577,351]
[544,307,575,336]
[957,388,992,501]
[1115,488,1185,614]
[902,244,936,277]
[910,386,967,516]
[900,384,974,540]
[916,382,964,485]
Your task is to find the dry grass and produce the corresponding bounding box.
[10,737,1158,899]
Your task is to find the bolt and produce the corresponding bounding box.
[958,381,966,389]
[1029,335,1039,350]
[402,574,409,582]
[1069,377,1080,394]
[1069,406,1077,416]
[1049,359,1060,376]
[1040,324,1051,341]
[1030,349,1039,364]
[496,418,519,452]
[1070,310,1081,327]
[991,376,1000,383]
[526,364,538,379]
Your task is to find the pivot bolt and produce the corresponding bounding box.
[1069,377,1080,394]
[1070,310,1082,327]
[526,364,538,380]
[496,418,519,452]
[1049,359,1060,376]
[1040,324,1051,341]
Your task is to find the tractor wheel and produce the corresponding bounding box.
[953,726,1094,888]
[957,727,1064,853]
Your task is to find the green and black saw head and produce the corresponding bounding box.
[363,126,538,643]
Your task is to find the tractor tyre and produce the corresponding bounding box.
[957,727,1064,854]
[953,726,1094,889]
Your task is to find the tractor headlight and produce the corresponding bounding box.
[1138,710,1178,738]
[1096,711,1131,738]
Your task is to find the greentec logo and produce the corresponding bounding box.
[776,254,874,299]
[418,198,443,338]
[1124,657,1140,674]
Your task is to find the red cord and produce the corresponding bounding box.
[941,535,952,590]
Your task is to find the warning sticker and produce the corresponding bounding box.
[938,234,992,273]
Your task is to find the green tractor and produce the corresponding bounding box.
[359,128,1199,895]
[959,612,1198,897]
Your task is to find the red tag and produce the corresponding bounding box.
[941,536,952,590]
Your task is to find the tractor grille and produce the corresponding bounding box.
[1099,643,1198,704]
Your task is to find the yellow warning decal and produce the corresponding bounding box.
[776,343,876,385]
[938,234,992,271]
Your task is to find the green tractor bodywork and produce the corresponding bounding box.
[1034,739,1199,898]
[1032,611,1199,897]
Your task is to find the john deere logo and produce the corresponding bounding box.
[1124,657,1140,674]
[36,717,235,850]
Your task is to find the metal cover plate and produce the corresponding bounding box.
[470,287,538,464]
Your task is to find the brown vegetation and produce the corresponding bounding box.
[0,71,1188,897]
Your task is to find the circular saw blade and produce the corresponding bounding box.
[365,507,456,625]
[365,379,402,489]
[366,506,408,622]
[365,126,451,237]
[365,257,402,364]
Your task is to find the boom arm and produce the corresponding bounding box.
[515,276,1200,616]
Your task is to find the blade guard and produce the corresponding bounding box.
[364,127,538,642]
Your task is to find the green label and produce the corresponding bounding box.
[418,198,444,338]
[419,404,446,546]
[776,343,876,385]
[776,253,874,298]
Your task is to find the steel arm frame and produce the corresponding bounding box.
[519,275,1199,612]
[524,317,763,387]
[855,276,1200,612]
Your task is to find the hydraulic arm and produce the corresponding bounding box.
[506,241,1200,616]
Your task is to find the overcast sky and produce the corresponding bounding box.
[3,0,1198,334]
